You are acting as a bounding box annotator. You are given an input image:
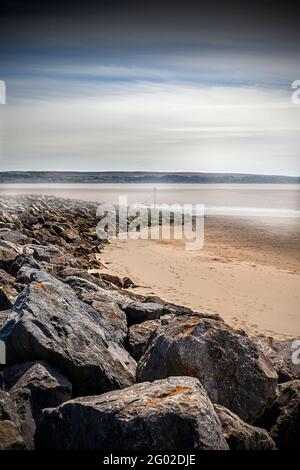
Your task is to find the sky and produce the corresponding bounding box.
[0,0,300,175]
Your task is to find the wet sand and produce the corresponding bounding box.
[98,216,300,339]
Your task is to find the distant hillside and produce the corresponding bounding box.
[1,171,299,184]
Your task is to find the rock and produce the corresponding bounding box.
[0,421,27,450]
[0,309,10,328]
[127,319,162,361]
[100,273,124,288]
[25,244,64,263]
[252,335,300,382]
[56,266,107,289]
[0,271,136,396]
[63,227,79,242]
[124,300,167,325]
[100,273,137,289]
[122,276,137,288]
[0,286,19,310]
[137,315,278,423]
[64,274,168,326]
[0,268,20,309]
[0,268,15,286]
[15,264,43,285]
[35,376,229,450]
[64,276,128,344]
[256,380,300,449]
[7,254,42,277]
[0,290,13,311]
[214,404,276,450]
[2,361,72,448]
[0,210,18,225]
[0,390,19,425]
[0,240,22,269]
[0,229,32,245]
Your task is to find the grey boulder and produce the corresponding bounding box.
[252,335,300,382]
[0,390,19,425]
[35,376,229,450]
[0,271,136,396]
[137,315,278,422]
[0,421,26,450]
[215,404,276,450]
[3,361,72,448]
[256,380,300,449]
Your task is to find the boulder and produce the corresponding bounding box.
[0,268,15,286]
[35,376,229,450]
[25,244,64,263]
[2,361,72,448]
[137,315,278,422]
[0,229,32,245]
[124,300,167,325]
[0,240,22,269]
[0,286,19,310]
[63,227,79,242]
[0,390,19,425]
[0,309,10,329]
[0,271,136,396]
[7,254,42,277]
[214,404,276,450]
[56,266,107,289]
[256,380,300,449]
[252,335,300,382]
[0,421,27,450]
[0,268,20,310]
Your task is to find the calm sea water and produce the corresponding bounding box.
[1,183,300,217]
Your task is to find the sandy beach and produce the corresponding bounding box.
[98,216,300,339]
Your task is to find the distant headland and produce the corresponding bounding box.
[0,171,299,184]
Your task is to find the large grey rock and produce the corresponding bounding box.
[137,315,278,422]
[0,421,27,450]
[252,335,300,382]
[3,361,72,448]
[0,271,136,396]
[214,404,276,450]
[35,376,229,450]
[256,380,300,449]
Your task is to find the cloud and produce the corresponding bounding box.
[1,80,299,175]
[0,1,299,175]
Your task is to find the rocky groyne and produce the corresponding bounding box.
[0,195,299,450]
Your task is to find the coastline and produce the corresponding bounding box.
[97,216,300,339]
[0,194,299,451]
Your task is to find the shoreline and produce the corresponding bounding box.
[98,216,300,339]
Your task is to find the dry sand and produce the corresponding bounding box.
[98,216,300,339]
